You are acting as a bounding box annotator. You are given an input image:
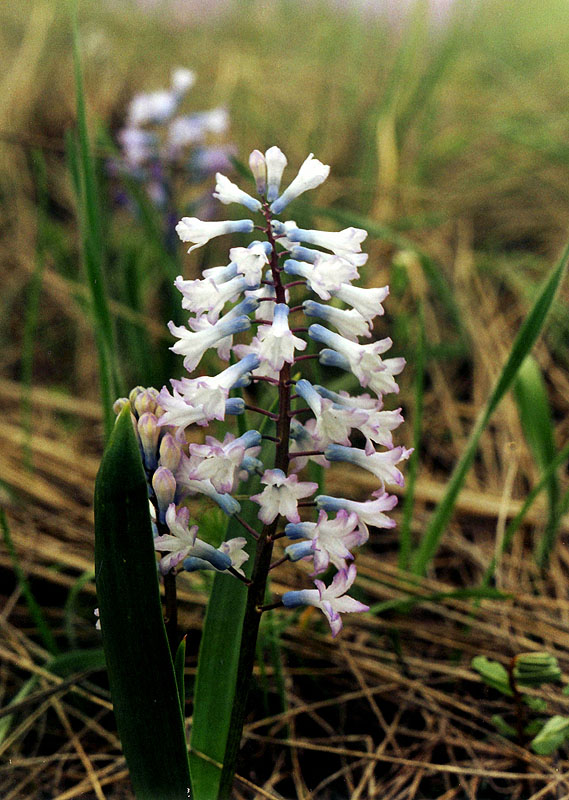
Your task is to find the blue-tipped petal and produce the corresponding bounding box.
[285,541,314,561]
[225,398,245,415]
[319,349,350,371]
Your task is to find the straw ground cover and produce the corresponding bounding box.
[2,0,569,797]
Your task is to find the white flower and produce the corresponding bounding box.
[282,564,369,638]
[249,149,267,194]
[251,469,318,525]
[213,173,262,213]
[270,153,330,214]
[295,379,368,447]
[325,444,412,488]
[316,490,398,537]
[265,146,288,202]
[128,90,178,126]
[171,67,195,95]
[168,314,250,372]
[176,217,254,253]
[230,243,270,287]
[117,127,156,166]
[188,430,261,493]
[282,224,367,262]
[256,303,307,372]
[303,300,371,341]
[309,324,393,391]
[283,256,358,300]
[332,283,389,322]
[174,274,249,322]
[154,504,232,574]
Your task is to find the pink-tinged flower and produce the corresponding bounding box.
[286,509,367,574]
[154,504,199,574]
[282,564,369,637]
[309,324,394,392]
[176,456,241,515]
[256,303,307,372]
[311,510,367,573]
[265,146,288,202]
[213,173,262,213]
[157,355,260,430]
[270,153,330,214]
[283,256,358,300]
[176,217,254,253]
[188,430,261,493]
[288,419,328,473]
[183,537,249,575]
[230,242,270,287]
[317,491,399,537]
[251,469,318,525]
[295,379,367,448]
[325,444,413,488]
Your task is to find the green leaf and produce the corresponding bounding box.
[513,355,561,569]
[530,715,569,755]
[471,656,513,697]
[491,714,517,739]
[523,696,548,712]
[175,636,187,713]
[189,512,253,799]
[95,406,191,799]
[411,240,569,574]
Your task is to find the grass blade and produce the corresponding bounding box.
[95,406,191,799]
[71,6,121,438]
[1,507,58,655]
[513,355,561,568]
[410,240,569,575]
[398,304,425,570]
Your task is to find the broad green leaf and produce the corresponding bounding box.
[95,407,191,799]
[513,355,560,568]
[530,715,569,755]
[411,241,569,574]
[471,656,513,697]
[523,696,548,713]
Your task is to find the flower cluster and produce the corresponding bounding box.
[117,146,409,638]
[108,67,234,236]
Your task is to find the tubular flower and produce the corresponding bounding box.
[282,565,369,638]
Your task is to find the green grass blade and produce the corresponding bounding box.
[411,240,569,575]
[70,7,121,437]
[513,355,561,569]
[95,406,191,799]
[1,507,58,655]
[398,304,425,570]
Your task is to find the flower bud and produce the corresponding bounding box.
[152,467,177,523]
[159,433,182,473]
[137,412,160,471]
[249,149,266,195]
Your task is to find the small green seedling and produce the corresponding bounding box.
[472,652,568,755]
